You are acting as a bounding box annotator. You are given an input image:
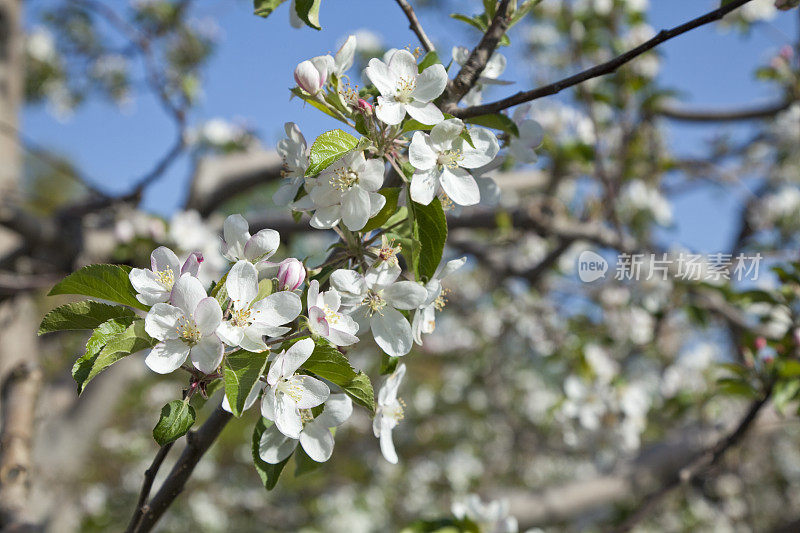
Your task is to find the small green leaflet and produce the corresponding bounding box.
[411,198,448,281]
[153,400,196,446]
[450,13,511,46]
[253,0,287,17]
[48,264,149,311]
[252,418,291,490]
[417,51,441,72]
[305,129,359,176]
[38,301,136,335]
[295,0,322,30]
[223,350,269,417]
[362,188,401,232]
[72,319,158,394]
[465,113,519,137]
[302,340,375,412]
[294,446,323,477]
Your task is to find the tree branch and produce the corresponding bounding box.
[443,0,513,108]
[609,380,774,533]
[450,0,758,118]
[393,0,435,53]
[124,442,175,533]
[129,404,231,533]
[656,97,794,122]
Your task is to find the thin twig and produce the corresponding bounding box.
[609,380,774,533]
[444,0,513,107]
[449,0,758,118]
[655,97,794,122]
[393,0,435,53]
[124,442,175,533]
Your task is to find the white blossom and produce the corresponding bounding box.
[216,260,302,352]
[143,274,224,374]
[373,363,406,464]
[331,263,427,356]
[508,117,544,164]
[220,214,280,266]
[130,247,202,306]
[260,338,330,439]
[409,118,499,206]
[365,49,447,125]
[259,393,352,464]
[273,122,310,206]
[412,257,466,344]
[307,280,359,346]
[451,46,510,106]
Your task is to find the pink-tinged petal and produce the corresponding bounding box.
[371,307,414,357]
[365,58,396,96]
[171,274,207,315]
[307,279,322,309]
[226,260,258,309]
[250,291,302,327]
[193,297,222,336]
[388,49,418,81]
[410,168,439,205]
[308,306,331,338]
[259,423,298,464]
[244,229,280,263]
[409,132,437,170]
[412,63,447,102]
[341,187,371,231]
[151,246,181,275]
[190,335,224,374]
[384,281,428,310]
[375,97,406,125]
[180,252,203,277]
[299,421,335,462]
[294,60,323,93]
[145,340,190,374]
[440,167,480,206]
[405,101,444,126]
[223,214,250,260]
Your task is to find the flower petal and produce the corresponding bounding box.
[412,63,447,103]
[388,49,418,81]
[379,363,406,404]
[267,337,315,383]
[245,229,280,263]
[239,327,268,352]
[405,101,444,126]
[310,205,341,229]
[260,386,277,420]
[145,340,190,374]
[341,187,371,231]
[216,321,244,347]
[226,260,258,309]
[144,303,183,340]
[384,281,428,310]
[223,214,250,260]
[250,291,302,327]
[410,168,439,205]
[193,297,222,336]
[330,269,366,297]
[308,306,330,338]
[375,97,406,125]
[190,335,224,374]
[171,274,207,316]
[299,421,335,462]
[289,375,330,409]
[364,261,401,289]
[315,393,353,427]
[151,246,181,275]
[409,132,437,171]
[379,419,399,464]
[365,58,396,96]
[371,307,414,357]
[334,34,356,74]
[259,423,298,464]
[275,395,303,439]
[359,159,385,191]
[440,167,480,206]
[430,118,464,149]
[307,279,321,309]
[457,127,499,168]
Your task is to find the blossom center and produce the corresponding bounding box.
[323,305,341,325]
[176,316,201,346]
[434,288,450,312]
[276,376,305,403]
[438,191,455,211]
[299,408,315,424]
[362,289,387,316]
[436,149,463,169]
[378,239,401,264]
[395,76,416,103]
[157,268,175,290]
[381,398,405,423]
[231,307,252,328]
[330,167,359,191]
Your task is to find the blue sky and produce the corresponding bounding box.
[21,0,798,253]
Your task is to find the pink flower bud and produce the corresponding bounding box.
[277,258,305,291]
[779,45,794,61]
[181,252,204,277]
[357,98,373,115]
[755,336,767,351]
[294,60,326,94]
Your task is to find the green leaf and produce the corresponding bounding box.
[253,0,288,18]
[363,188,401,232]
[305,129,359,177]
[252,418,291,490]
[254,279,274,303]
[290,87,344,122]
[48,264,149,311]
[411,198,448,280]
[380,352,400,375]
[153,400,196,446]
[450,13,510,46]
[72,319,157,394]
[774,379,800,413]
[302,341,375,412]
[294,0,322,29]
[38,301,136,335]
[294,446,323,476]
[223,350,269,417]
[418,51,441,72]
[465,113,519,137]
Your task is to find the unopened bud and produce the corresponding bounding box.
[181,252,204,277]
[294,60,326,94]
[755,336,767,351]
[277,258,306,291]
[357,98,373,115]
